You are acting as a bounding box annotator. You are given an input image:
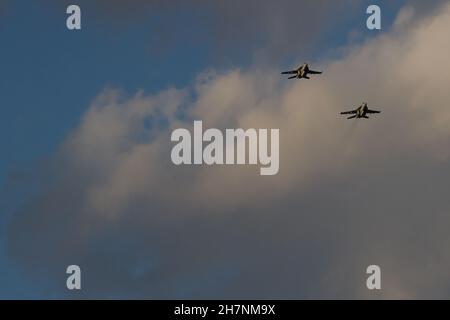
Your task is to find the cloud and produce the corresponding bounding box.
[44,0,448,64]
[40,0,448,64]
[5,2,450,298]
[45,0,367,63]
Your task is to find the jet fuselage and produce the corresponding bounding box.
[298,64,308,78]
[356,103,369,117]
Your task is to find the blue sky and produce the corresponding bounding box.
[0,0,424,298]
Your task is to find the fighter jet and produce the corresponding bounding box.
[340,102,381,119]
[281,63,322,79]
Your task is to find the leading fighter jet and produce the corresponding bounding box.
[340,102,381,119]
[281,63,322,79]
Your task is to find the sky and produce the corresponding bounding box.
[0,0,449,299]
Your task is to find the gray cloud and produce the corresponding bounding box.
[41,0,448,64]
[5,1,450,299]
[45,0,366,63]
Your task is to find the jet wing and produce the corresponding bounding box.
[308,70,322,74]
[340,110,357,115]
[281,70,297,74]
[366,109,381,114]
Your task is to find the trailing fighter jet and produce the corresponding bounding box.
[281,63,322,79]
[340,102,381,119]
